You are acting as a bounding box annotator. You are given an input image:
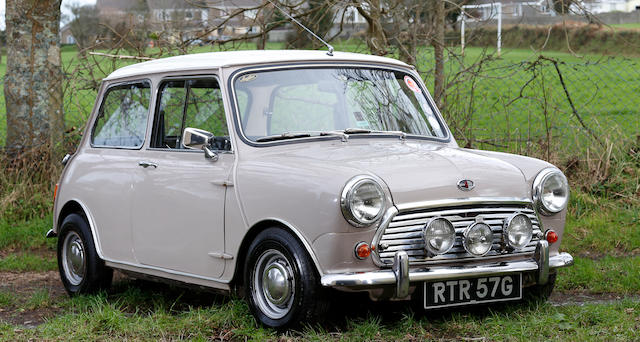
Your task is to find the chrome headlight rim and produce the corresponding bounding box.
[533,168,569,216]
[462,221,493,257]
[423,217,456,256]
[340,175,387,228]
[502,213,533,250]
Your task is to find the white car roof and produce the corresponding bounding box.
[104,50,411,80]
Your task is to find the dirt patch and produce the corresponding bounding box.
[1,270,638,328]
[0,246,55,261]
[550,291,640,306]
[0,270,65,327]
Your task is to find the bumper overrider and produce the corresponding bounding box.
[321,240,573,299]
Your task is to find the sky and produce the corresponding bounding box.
[0,0,97,30]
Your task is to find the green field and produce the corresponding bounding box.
[611,22,640,30]
[2,43,639,159]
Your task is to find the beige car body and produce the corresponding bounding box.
[52,50,572,299]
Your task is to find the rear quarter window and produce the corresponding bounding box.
[91,81,151,148]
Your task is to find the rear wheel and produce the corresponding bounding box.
[244,228,328,328]
[57,213,112,295]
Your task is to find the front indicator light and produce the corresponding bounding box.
[545,230,559,244]
[355,242,371,259]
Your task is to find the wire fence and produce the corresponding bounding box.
[420,50,640,163]
[1,47,639,165]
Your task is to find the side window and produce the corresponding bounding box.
[152,78,230,151]
[92,82,151,148]
[184,79,228,138]
[155,81,186,149]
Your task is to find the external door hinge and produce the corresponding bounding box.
[211,180,234,187]
[208,252,234,260]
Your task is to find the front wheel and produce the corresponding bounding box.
[526,273,557,302]
[244,228,328,328]
[57,213,113,295]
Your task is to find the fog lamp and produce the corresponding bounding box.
[503,213,533,250]
[423,218,456,255]
[463,222,493,256]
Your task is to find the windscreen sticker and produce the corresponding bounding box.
[404,75,421,93]
[238,74,257,82]
[353,111,369,128]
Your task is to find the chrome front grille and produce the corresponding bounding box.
[375,204,542,265]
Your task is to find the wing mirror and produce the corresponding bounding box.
[182,127,218,161]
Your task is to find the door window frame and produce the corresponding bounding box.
[148,75,234,153]
[90,79,152,150]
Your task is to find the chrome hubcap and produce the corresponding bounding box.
[252,249,295,319]
[62,231,85,286]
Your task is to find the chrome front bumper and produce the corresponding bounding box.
[321,241,573,299]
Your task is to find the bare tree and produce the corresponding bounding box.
[69,4,100,54]
[432,0,445,108]
[4,0,63,153]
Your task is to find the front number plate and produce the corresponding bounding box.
[424,274,522,309]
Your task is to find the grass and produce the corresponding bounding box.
[564,192,640,257]
[611,22,640,30]
[556,256,640,294]
[0,216,53,251]
[0,287,639,340]
[0,291,14,307]
[0,253,56,272]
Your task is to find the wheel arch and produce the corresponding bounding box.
[231,218,324,287]
[57,200,85,230]
[56,199,104,259]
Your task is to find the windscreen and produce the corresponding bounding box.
[233,67,447,141]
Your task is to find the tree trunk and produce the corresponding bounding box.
[356,0,388,56]
[4,0,63,154]
[432,0,445,110]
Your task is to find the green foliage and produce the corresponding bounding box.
[564,192,640,256]
[0,290,14,307]
[556,256,640,293]
[25,288,54,310]
[468,24,640,56]
[0,216,52,250]
[3,292,640,340]
[0,253,57,272]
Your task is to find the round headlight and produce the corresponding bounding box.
[463,222,493,256]
[423,218,456,255]
[341,176,386,227]
[503,213,533,250]
[533,169,569,215]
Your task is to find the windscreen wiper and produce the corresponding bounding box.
[336,128,407,141]
[255,131,348,142]
[255,132,313,142]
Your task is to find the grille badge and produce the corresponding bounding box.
[457,179,475,191]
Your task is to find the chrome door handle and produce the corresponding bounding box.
[138,161,158,168]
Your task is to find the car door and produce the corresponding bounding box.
[81,80,152,263]
[132,77,233,279]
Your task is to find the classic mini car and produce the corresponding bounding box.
[49,50,573,327]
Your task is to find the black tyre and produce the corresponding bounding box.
[526,273,557,302]
[57,213,113,295]
[244,228,328,328]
